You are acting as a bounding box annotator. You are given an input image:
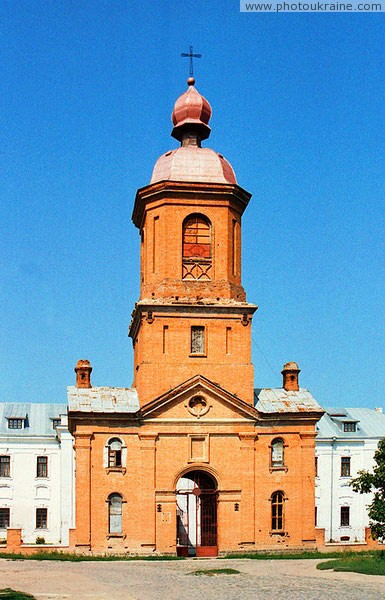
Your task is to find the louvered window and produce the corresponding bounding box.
[182,215,212,281]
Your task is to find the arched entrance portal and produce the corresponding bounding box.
[176,470,218,557]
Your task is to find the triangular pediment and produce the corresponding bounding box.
[140,375,258,421]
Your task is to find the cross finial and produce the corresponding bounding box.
[181,45,202,78]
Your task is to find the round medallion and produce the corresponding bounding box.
[186,396,210,418]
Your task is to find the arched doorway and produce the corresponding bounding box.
[176,470,218,557]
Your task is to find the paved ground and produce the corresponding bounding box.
[0,557,384,600]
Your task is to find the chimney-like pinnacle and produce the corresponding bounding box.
[75,359,92,389]
[282,361,300,392]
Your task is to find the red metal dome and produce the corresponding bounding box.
[171,78,212,142]
[150,147,237,185]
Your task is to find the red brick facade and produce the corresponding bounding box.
[68,79,323,555]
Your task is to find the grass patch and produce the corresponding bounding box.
[0,551,184,562]
[0,590,36,599]
[189,568,241,576]
[317,552,385,576]
[221,549,377,560]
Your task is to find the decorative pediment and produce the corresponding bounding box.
[140,375,258,422]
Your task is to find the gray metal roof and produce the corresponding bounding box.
[0,403,67,437]
[317,407,385,439]
[67,387,140,413]
[254,388,323,414]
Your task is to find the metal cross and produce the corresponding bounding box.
[181,46,202,77]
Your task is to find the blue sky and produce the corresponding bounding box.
[0,1,384,408]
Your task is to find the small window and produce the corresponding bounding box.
[0,507,10,529]
[36,508,47,529]
[108,493,123,534]
[52,419,60,429]
[343,422,356,432]
[271,491,284,532]
[0,456,10,478]
[191,326,205,354]
[37,457,48,478]
[7,419,23,430]
[340,506,350,527]
[315,506,318,527]
[315,456,318,477]
[271,439,284,468]
[108,439,122,468]
[341,457,351,477]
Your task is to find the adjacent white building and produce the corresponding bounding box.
[0,403,74,545]
[316,407,385,543]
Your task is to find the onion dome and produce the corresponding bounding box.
[171,77,212,142]
[151,78,237,185]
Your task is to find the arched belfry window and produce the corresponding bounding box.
[108,493,123,534]
[182,215,212,281]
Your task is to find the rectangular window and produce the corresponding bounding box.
[7,419,23,429]
[191,326,205,354]
[341,457,351,477]
[315,506,318,527]
[0,508,10,529]
[0,456,10,478]
[343,422,356,432]
[37,456,48,478]
[340,506,350,527]
[52,419,60,429]
[315,456,318,477]
[36,508,47,529]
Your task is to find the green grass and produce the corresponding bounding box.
[0,548,383,565]
[0,590,36,599]
[189,568,241,576]
[0,551,184,562]
[221,549,377,560]
[317,552,385,576]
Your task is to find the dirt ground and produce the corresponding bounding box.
[0,557,384,600]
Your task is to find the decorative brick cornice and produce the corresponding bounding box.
[132,180,251,229]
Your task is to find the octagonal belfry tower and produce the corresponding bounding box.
[129,78,257,405]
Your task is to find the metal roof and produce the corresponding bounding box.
[254,388,323,414]
[0,403,67,437]
[67,387,140,413]
[317,407,385,439]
